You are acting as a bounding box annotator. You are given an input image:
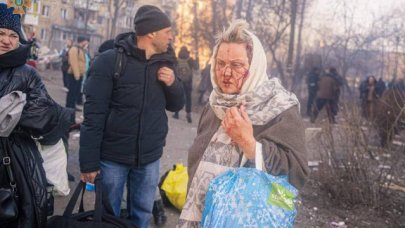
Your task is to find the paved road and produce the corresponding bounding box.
[41,69,196,227]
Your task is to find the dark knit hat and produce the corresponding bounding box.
[77,35,89,43]
[134,5,171,36]
[0,3,24,41]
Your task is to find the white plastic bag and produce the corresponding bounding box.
[37,139,70,196]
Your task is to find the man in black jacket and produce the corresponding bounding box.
[79,5,184,228]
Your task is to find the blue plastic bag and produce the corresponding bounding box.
[201,167,298,228]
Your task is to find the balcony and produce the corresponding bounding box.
[74,0,100,11]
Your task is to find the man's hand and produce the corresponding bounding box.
[158,66,175,86]
[80,171,100,184]
[221,105,256,159]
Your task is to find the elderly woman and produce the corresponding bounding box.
[178,20,309,227]
[0,4,73,227]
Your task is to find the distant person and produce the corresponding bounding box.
[306,67,320,117]
[198,62,213,105]
[311,72,339,124]
[66,36,88,110]
[77,40,91,106]
[373,81,405,146]
[60,38,73,90]
[173,46,199,123]
[26,32,39,69]
[375,77,386,97]
[328,67,344,119]
[359,76,378,120]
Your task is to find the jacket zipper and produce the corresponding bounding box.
[136,63,149,167]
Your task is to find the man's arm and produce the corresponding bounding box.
[157,65,185,112]
[164,77,185,112]
[79,53,114,177]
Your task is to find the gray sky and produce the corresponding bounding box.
[308,0,404,30]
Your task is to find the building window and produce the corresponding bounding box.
[62,32,68,40]
[62,0,68,3]
[61,9,68,19]
[42,5,50,16]
[40,28,47,40]
[97,16,103,24]
[127,0,134,8]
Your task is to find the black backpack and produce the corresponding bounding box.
[113,47,127,80]
[47,176,137,228]
[177,58,192,82]
[61,48,70,72]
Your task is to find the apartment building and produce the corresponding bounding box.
[5,0,175,55]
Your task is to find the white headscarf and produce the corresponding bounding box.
[208,29,299,124]
[209,30,269,95]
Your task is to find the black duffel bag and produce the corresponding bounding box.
[47,176,136,228]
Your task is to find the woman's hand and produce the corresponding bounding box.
[221,105,256,159]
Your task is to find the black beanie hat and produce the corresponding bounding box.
[134,5,171,36]
[77,35,89,43]
[0,3,25,42]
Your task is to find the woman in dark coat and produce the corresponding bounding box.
[0,4,74,227]
[359,75,378,120]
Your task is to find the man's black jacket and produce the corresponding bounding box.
[79,32,185,172]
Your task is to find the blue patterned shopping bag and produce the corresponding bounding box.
[201,167,298,228]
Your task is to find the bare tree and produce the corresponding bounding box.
[108,0,127,38]
[286,0,297,88]
[233,0,244,20]
[312,0,402,98]
[253,0,291,85]
[291,0,308,93]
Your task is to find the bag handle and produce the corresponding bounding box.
[93,176,103,222]
[239,143,265,171]
[1,139,18,196]
[63,180,86,216]
[62,175,110,223]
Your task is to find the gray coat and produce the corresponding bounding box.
[187,105,310,190]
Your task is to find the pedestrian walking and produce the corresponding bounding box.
[173,46,199,123]
[311,72,339,124]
